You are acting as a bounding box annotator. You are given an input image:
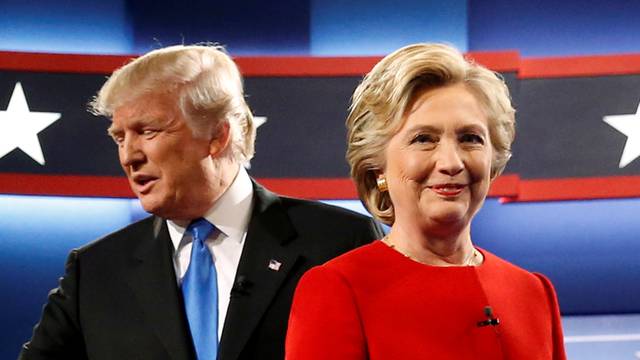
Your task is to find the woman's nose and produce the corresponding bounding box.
[435,141,464,176]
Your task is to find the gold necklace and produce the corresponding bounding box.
[382,235,481,267]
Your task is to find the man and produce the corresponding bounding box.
[19,45,383,360]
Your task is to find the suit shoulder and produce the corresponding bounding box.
[74,215,156,256]
[279,196,374,223]
[278,196,384,240]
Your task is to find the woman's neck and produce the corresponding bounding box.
[386,221,480,267]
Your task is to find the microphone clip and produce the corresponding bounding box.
[230,275,252,297]
[477,306,500,327]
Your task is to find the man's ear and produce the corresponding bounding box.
[209,122,231,157]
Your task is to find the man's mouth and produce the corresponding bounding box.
[131,174,159,194]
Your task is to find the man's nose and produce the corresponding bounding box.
[435,141,464,176]
[119,135,145,168]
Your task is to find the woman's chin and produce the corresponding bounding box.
[423,201,467,221]
[426,208,469,230]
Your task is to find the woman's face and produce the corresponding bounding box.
[382,83,493,233]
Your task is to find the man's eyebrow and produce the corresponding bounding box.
[106,125,121,137]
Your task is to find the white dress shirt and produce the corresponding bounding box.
[167,166,254,340]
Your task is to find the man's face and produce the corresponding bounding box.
[109,93,225,220]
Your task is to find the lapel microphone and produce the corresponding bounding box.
[477,306,500,327]
[231,275,252,297]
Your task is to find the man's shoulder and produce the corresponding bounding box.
[252,178,373,221]
[275,195,379,230]
[75,215,157,256]
[279,195,367,218]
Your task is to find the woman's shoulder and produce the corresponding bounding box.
[481,248,556,296]
[324,240,388,269]
[301,240,389,284]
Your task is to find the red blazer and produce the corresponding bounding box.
[286,241,566,360]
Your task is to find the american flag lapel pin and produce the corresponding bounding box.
[268,259,282,271]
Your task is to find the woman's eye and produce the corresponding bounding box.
[460,133,484,144]
[411,134,435,144]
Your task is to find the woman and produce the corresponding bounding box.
[285,44,566,359]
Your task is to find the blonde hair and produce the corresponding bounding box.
[90,44,255,163]
[346,43,515,225]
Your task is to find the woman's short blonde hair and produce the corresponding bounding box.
[346,43,515,225]
[90,44,255,163]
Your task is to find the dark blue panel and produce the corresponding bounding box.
[310,0,467,55]
[514,75,640,178]
[127,0,311,55]
[472,198,640,314]
[0,72,122,175]
[469,0,640,56]
[0,0,132,54]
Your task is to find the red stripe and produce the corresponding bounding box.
[465,51,520,72]
[0,173,133,198]
[0,51,133,74]
[0,50,520,76]
[236,51,521,76]
[488,174,519,197]
[502,175,640,202]
[257,178,358,198]
[2,173,640,202]
[4,50,639,78]
[520,53,640,78]
[234,56,381,77]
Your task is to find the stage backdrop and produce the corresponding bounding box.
[1,50,640,359]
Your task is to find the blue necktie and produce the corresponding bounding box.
[182,218,218,360]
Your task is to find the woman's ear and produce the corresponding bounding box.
[375,171,388,193]
[209,122,231,157]
[489,168,498,182]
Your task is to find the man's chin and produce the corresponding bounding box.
[139,198,194,220]
[138,197,167,217]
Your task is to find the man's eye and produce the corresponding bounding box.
[141,129,158,137]
[111,135,124,145]
[460,133,484,144]
[411,134,436,144]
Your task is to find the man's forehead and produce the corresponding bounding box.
[111,98,178,127]
[115,91,177,115]
[109,112,176,132]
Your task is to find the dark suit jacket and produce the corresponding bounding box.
[19,182,383,360]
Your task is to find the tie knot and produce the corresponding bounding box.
[187,218,216,243]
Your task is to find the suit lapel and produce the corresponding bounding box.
[127,216,194,360]
[218,182,299,360]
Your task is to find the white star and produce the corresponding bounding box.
[253,116,267,129]
[0,82,61,165]
[603,101,640,168]
[243,116,267,169]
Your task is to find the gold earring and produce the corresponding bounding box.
[376,177,388,192]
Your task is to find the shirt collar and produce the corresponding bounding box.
[167,166,254,251]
